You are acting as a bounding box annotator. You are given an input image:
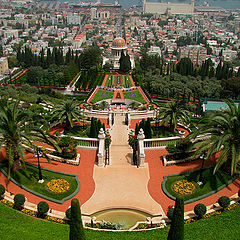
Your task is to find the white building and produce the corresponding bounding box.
[67,15,81,25]
[90,8,110,20]
[0,57,9,76]
[4,29,19,39]
[144,0,194,15]
[103,37,135,69]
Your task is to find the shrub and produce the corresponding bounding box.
[65,208,71,219]
[194,204,207,218]
[69,198,86,240]
[37,201,49,215]
[0,184,5,196]
[218,196,231,209]
[14,194,25,208]
[167,197,184,240]
[167,207,174,220]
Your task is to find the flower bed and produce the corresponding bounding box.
[171,180,196,196]
[46,179,70,193]
[0,198,66,224]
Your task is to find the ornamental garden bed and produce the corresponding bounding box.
[162,151,196,166]
[23,144,80,166]
[162,166,240,203]
[123,90,147,104]
[0,162,79,203]
[90,90,114,104]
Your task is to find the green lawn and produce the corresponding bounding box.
[123,90,147,104]
[0,163,79,203]
[1,202,240,240]
[90,90,114,104]
[124,75,132,88]
[163,166,239,203]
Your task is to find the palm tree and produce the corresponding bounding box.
[0,99,59,178]
[51,99,83,132]
[0,99,29,176]
[190,99,240,176]
[157,101,190,133]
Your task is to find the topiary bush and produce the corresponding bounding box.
[0,184,5,196]
[194,203,207,218]
[65,208,71,220]
[14,194,25,209]
[167,207,174,220]
[218,196,231,209]
[37,201,49,217]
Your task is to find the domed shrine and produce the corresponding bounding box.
[103,37,135,70]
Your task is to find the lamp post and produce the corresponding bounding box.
[34,148,44,183]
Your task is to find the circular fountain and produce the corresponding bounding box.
[91,208,152,230]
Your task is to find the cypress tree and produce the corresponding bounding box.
[69,198,86,240]
[97,119,102,134]
[90,117,95,138]
[167,197,184,240]
[145,118,152,139]
[135,123,139,135]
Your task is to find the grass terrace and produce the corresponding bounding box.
[0,162,79,203]
[124,75,133,88]
[123,89,147,104]
[90,89,114,104]
[103,75,133,88]
[1,201,240,239]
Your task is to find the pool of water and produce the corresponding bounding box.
[91,208,152,229]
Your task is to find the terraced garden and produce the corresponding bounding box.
[90,89,114,104]
[123,89,147,104]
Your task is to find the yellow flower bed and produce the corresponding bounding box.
[46,179,70,194]
[171,180,196,196]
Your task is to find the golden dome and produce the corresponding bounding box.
[112,37,126,48]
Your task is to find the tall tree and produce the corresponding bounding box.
[0,99,55,177]
[190,99,240,176]
[69,198,86,240]
[167,197,184,240]
[119,50,131,73]
[51,100,83,132]
[157,101,190,133]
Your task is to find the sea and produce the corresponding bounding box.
[71,0,240,9]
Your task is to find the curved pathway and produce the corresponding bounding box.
[0,148,96,213]
[82,113,164,217]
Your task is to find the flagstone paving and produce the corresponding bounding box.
[82,113,164,217]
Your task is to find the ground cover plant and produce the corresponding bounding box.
[90,90,114,104]
[0,162,78,202]
[123,89,147,104]
[1,201,240,240]
[163,166,240,202]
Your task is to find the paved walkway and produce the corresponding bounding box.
[0,148,96,213]
[82,113,164,217]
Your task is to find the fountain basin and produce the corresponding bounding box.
[90,208,152,230]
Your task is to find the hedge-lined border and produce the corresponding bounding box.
[0,162,80,204]
[162,165,240,204]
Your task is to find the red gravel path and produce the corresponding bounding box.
[145,149,240,214]
[0,148,96,212]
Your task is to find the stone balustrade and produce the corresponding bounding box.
[143,136,181,149]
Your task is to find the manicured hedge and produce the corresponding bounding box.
[0,184,5,196]
[37,201,49,215]
[14,194,25,208]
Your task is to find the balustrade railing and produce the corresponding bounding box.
[73,136,99,148]
[143,136,181,148]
